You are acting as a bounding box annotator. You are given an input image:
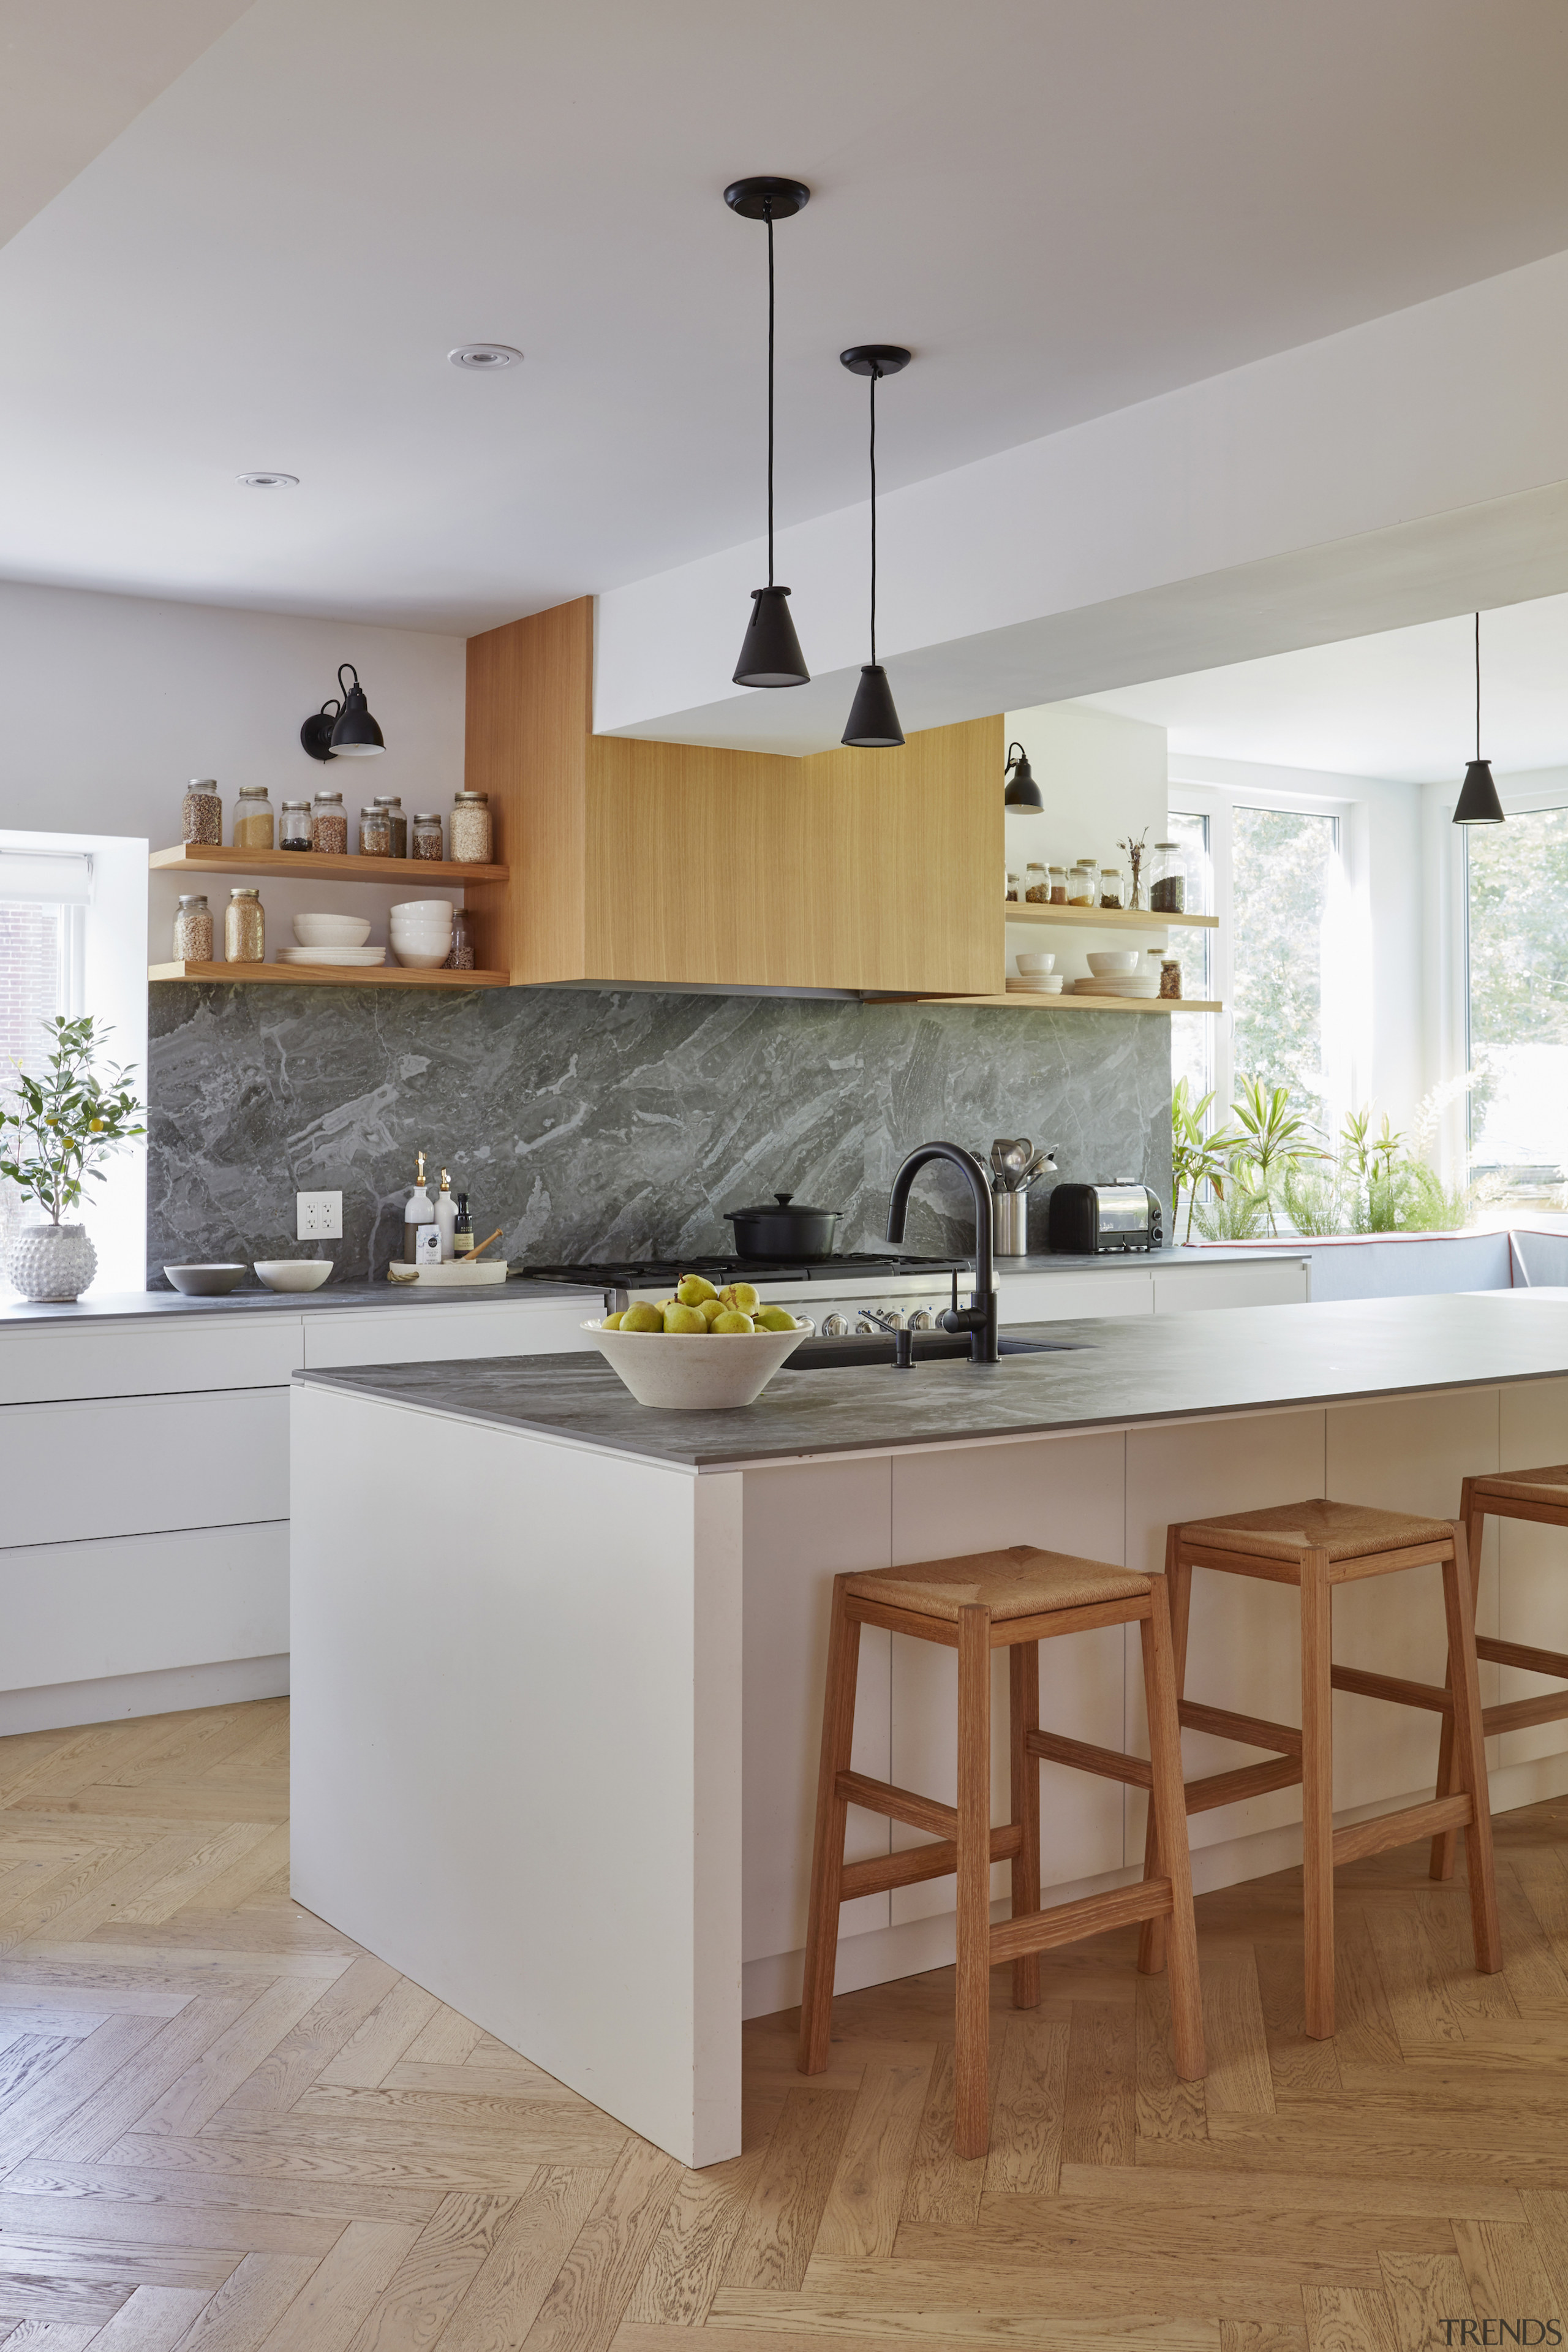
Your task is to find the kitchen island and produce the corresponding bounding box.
[290,1290,1568,2165]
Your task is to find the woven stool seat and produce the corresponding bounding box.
[1179,1498,1452,1564]
[845,1545,1150,1622]
[1472,1464,1568,1505]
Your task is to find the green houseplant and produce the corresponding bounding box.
[1,1016,145,1301]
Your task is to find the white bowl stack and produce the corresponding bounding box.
[390,900,454,969]
[284,913,383,968]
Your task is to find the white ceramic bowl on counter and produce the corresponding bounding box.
[1085,949,1141,977]
[164,1263,247,1296]
[586,1318,805,1409]
[293,913,372,948]
[254,1260,334,1293]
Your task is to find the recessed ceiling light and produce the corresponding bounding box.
[238,471,298,488]
[448,344,522,371]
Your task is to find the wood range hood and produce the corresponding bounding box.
[462,596,1003,997]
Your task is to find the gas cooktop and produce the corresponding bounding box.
[516,1252,971,1288]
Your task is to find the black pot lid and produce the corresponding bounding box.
[725,1192,839,1217]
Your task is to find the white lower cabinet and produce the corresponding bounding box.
[302,1300,598,1369]
[0,1387,290,1548]
[0,1521,288,1692]
[1153,1258,1310,1312]
[998,1268,1155,1321]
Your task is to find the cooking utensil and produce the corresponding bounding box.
[991,1138,1033,1190]
[466,1227,504,1261]
[1020,1147,1055,1186]
[724,1192,840,1260]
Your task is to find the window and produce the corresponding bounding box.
[0,852,88,1087]
[1465,803,1568,1206]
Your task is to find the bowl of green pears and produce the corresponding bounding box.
[585,1273,808,1409]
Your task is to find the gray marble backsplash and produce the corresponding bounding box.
[147,984,1172,1284]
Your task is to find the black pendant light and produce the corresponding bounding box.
[300,664,385,761]
[725,176,811,688]
[1003,739,1044,811]
[840,344,910,749]
[1453,612,1504,826]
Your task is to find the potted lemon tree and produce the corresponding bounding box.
[1,1016,145,1301]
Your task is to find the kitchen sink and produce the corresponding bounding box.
[785,1332,1087,1371]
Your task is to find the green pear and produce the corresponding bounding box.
[677,1273,719,1306]
[720,1282,760,1312]
[663,1301,708,1334]
[601,1310,625,1328]
[754,1304,798,1333]
[712,1309,756,1334]
[623,1301,663,1333]
[699,1298,726,1325]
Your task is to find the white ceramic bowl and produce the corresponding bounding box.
[164,1263,247,1296]
[390,926,454,945]
[390,901,456,923]
[293,913,372,948]
[586,1317,805,1409]
[253,1259,333,1293]
[1015,952,1055,975]
[1085,949,1141,977]
[391,945,453,969]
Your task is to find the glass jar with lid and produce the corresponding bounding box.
[224,887,265,962]
[1024,861,1048,902]
[172,894,213,962]
[1149,840,1186,914]
[232,785,273,852]
[374,795,407,860]
[280,798,312,851]
[311,789,348,856]
[181,779,222,847]
[447,906,476,970]
[1005,868,1019,903]
[359,803,391,858]
[450,790,492,864]
[412,811,443,861]
[1098,864,1125,909]
[1069,860,1097,906]
[1048,864,1068,904]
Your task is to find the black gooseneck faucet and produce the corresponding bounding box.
[886,1141,1000,1364]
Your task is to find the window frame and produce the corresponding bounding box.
[1457,779,1568,1192]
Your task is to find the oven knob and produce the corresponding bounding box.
[821,1313,848,1337]
[908,1309,933,1330]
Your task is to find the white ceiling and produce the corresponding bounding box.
[4,0,1568,632]
[1084,593,1568,784]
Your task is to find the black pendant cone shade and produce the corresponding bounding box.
[1003,739,1043,810]
[734,586,809,688]
[1453,613,1504,826]
[726,177,810,690]
[1455,759,1504,825]
[843,664,904,750]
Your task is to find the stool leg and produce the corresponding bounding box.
[1143,1579,1205,2079]
[1139,1529,1191,1976]
[1009,1639,1041,2011]
[1431,1478,1483,1882]
[1300,1549,1335,2040]
[799,1577,862,2075]
[955,1601,993,2159]
[1442,1521,1502,1975]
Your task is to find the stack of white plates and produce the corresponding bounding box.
[1071,973,1159,997]
[1005,974,1064,994]
[277,945,388,967]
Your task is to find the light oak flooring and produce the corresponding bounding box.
[3,1700,1568,2350]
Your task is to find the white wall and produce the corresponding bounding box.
[1002,699,1169,991]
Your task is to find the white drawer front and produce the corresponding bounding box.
[0,1521,288,1692]
[302,1301,600,1370]
[0,1315,303,1407]
[0,1388,289,1548]
[1153,1260,1311,1313]
[998,1269,1155,1323]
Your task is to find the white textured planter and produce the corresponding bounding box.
[7,1222,97,1302]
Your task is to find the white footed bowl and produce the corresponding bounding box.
[390,901,455,923]
[293,912,372,948]
[391,945,453,969]
[1015,952,1055,975]
[254,1259,333,1292]
[1085,949,1141,977]
[587,1318,805,1409]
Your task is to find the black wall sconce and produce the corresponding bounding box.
[301,664,385,762]
[1003,740,1044,810]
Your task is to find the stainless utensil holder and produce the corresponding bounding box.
[992,1189,1030,1257]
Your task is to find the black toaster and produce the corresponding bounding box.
[1047,1181,1163,1255]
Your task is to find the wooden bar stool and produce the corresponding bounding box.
[1137,1499,1500,2040]
[1431,1465,1568,1880]
[798,1543,1205,2159]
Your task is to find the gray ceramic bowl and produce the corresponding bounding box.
[164,1265,248,1297]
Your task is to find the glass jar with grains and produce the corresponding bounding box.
[181,779,222,847]
[172,894,213,962]
[225,887,265,962]
[412,811,443,861]
[1148,841,1186,914]
[1069,861,1097,906]
[1049,864,1068,904]
[447,906,476,970]
[280,798,312,852]
[1099,865,1124,909]
[1024,861,1048,902]
[359,803,391,858]
[450,790,492,863]
[311,789,348,856]
[232,785,273,852]
[374,796,407,860]
[1005,868,1019,903]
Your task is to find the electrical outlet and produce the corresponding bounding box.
[296,1190,343,1241]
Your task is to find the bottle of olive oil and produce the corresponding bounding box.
[451,1192,475,1256]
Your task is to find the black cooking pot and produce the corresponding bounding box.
[725,1191,840,1261]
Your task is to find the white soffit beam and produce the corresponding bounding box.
[595,248,1568,755]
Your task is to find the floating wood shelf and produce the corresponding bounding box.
[149,845,507,885]
[898,993,1224,1015]
[1004,901,1218,931]
[148,961,510,989]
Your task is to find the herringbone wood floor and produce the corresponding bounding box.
[2,1701,1568,2351]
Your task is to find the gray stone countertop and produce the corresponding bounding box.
[0,1279,589,1325]
[292,1290,1568,1472]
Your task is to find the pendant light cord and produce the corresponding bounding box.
[1475,610,1482,761]
[868,363,881,665]
[765,202,775,589]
